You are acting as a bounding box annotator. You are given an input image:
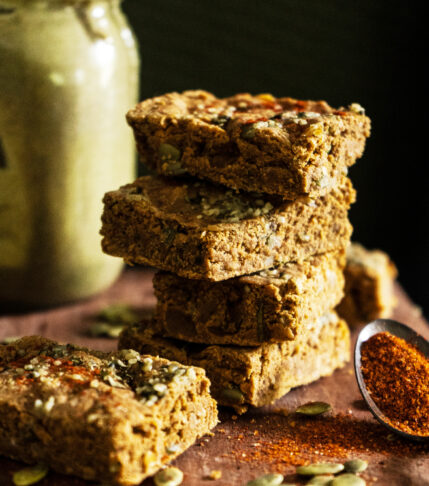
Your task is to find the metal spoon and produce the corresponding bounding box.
[354,318,429,442]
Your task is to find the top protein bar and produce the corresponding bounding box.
[126,90,370,199]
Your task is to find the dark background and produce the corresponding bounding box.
[123,0,427,316]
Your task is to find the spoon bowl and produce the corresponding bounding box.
[354,318,429,442]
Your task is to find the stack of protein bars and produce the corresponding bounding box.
[101,90,371,413]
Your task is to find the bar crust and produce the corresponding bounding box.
[337,243,398,325]
[126,90,370,199]
[153,251,346,345]
[101,175,355,281]
[119,312,350,414]
[0,337,217,485]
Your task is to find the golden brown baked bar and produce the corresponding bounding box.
[101,175,355,281]
[153,251,345,345]
[119,312,350,414]
[126,90,370,199]
[337,242,398,325]
[0,337,217,485]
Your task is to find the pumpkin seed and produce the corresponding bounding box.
[13,465,48,486]
[89,322,125,338]
[306,475,334,485]
[1,336,19,344]
[330,474,366,486]
[154,466,183,486]
[211,115,230,127]
[98,303,138,325]
[295,402,332,416]
[241,124,257,139]
[246,472,284,486]
[163,227,177,247]
[296,463,344,476]
[165,443,180,454]
[256,303,265,341]
[220,387,245,404]
[348,103,365,115]
[159,143,181,161]
[344,459,368,474]
[89,303,138,338]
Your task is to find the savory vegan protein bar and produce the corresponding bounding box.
[119,312,350,414]
[0,336,217,485]
[337,243,398,325]
[152,250,345,345]
[101,175,355,281]
[126,90,370,199]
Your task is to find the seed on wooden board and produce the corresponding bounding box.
[344,459,368,473]
[246,472,284,486]
[296,462,344,476]
[98,303,138,325]
[154,466,184,486]
[89,322,124,338]
[1,336,19,344]
[295,401,332,416]
[330,473,366,486]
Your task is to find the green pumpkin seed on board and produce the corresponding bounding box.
[344,459,368,473]
[330,473,366,486]
[89,303,139,338]
[97,303,138,325]
[12,465,48,486]
[154,466,184,486]
[296,463,344,476]
[1,336,20,344]
[88,322,125,338]
[246,472,284,486]
[295,401,332,416]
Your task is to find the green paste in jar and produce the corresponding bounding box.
[0,0,139,305]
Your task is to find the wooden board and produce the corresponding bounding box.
[0,268,428,486]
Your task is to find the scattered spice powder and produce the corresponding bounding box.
[360,331,429,437]
[232,413,427,468]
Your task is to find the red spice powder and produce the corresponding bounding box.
[231,413,427,467]
[361,331,429,437]
[9,355,100,387]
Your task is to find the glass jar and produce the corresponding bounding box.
[0,0,139,306]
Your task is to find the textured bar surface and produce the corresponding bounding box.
[119,312,350,414]
[153,251,345,345]
[0,337,217,485]
[101,175,355,281]
[127,90,370,199]
[337,243,398,325]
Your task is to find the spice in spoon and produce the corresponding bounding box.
[360,331,429,437]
